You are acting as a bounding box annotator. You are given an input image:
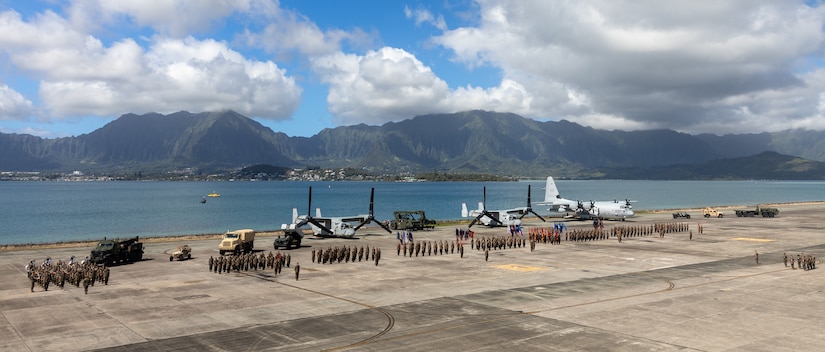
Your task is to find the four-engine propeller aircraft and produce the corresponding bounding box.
[287,187,392,238]
[538,176,635,221]
[461,185,546,227]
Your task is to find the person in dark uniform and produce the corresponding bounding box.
[485,249,489,262]
[30,271,37,292]
[294,262,300,280]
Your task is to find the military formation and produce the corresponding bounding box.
[398,239,464,257]
[23,217,813,293]
[311,245,382,266]
[784,252,817,270]
[25,256,110,294]
[208,251,292,275]
[473,235,526,251]
[525,221,692,246]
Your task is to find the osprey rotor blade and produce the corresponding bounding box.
[482,210,501,226]
[369,187,375,216]
[353,220,368,231]
[308,218,332,235]
[520,185,534,219]
[468,216,479,228]
[530,210,546,222]
[306,186,313,217]
[527,185,532,207]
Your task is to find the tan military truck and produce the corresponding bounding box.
[702,207,724,218]
[219,229,255,255]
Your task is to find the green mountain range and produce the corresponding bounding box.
[2,110,824,179]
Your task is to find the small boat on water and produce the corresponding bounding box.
[207,192,221,197]
[201,197,207,203]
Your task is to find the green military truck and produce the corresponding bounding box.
[274,226,303,250]
[389,210,437,231]
[90,236,144,265]
[735,205,780,218]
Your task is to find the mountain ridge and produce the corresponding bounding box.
[2,110,825,179]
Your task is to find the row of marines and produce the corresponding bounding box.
[311,245,382,266]
[398,239,465,257]
[208,251,291,274]
[784,252,817,270]
[525,222,692,244]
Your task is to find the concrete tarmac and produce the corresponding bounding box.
[2,204,825,351]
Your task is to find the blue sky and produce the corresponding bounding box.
[2,1,825,138]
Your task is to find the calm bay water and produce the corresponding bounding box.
[2,179,825,245]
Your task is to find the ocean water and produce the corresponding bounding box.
[2,179,825,245]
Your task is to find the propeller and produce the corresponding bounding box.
[353,188,392,233]
[294,187,334,235]
[519,185,546,222]
[469,186,501,228]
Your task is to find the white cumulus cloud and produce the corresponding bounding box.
[0,84,35,120]
[0,8,301,122]
[433,0,825,133]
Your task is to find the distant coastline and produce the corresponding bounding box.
[5,201,823,252]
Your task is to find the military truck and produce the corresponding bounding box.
[90,236,143,265]
[735,205,780,218]
[273,225,303,250]
[219,229,255,255]
[703,207,724,218]
[672,212,691,219]
[390,210,437,231]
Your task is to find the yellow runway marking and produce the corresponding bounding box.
[493,264,546,272]
[732,237,775,242]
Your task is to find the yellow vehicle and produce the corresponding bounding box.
[219,229,255,255]
[703,207,724,218]
[169,245,192,261]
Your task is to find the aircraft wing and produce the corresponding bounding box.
[340,215,368,223]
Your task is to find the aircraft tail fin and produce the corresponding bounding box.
[291,208,298,223]
[461,203,469,217]
[477,202,484,211]
[545,176,561,201]
[315,208,322,217]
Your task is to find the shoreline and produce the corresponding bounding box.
[4,200,824,252]
[640,200,825,213]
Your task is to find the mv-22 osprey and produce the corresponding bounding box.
[284,187,392,238]
[461,185,546,227]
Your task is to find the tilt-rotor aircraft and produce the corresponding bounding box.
[537,176,635,221]
[286,187,392,238]
[461,185,546,227]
